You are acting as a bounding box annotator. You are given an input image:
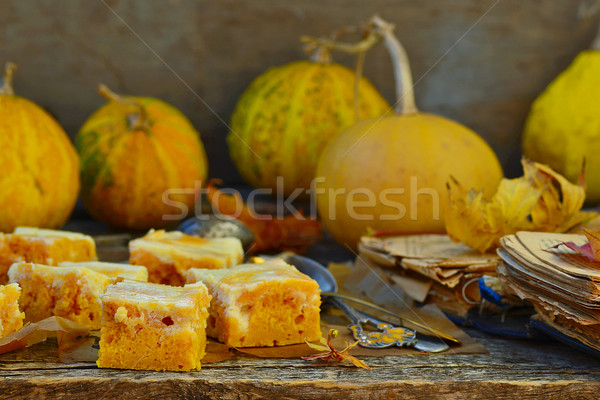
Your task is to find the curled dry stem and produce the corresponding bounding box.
[1,62,17,96]
[98,83,150,131]
[302,15,418,115]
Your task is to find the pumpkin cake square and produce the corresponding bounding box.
[7,262,128,330]
[58,261,148,282]
[0,283,25,338]
[97,280,211,372]
[129,230,244,286]
[0,227,97,284]
[186,259,322,348]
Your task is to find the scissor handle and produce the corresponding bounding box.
[327,297,417,349]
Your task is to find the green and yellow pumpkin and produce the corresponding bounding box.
[0,62,79,232]
[227,50,390,197]
[76,85,208,230]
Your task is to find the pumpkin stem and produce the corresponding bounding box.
[303,25,364,64]
[98,84,150,131]
[370,16,418,115]
[302,30,381,120]
[354,50,367,120]
[0,62,17,96]
[308,46,333,64]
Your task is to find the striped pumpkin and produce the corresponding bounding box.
[228,60,390,197]
[0,63,79,232]
[76,85,208,230]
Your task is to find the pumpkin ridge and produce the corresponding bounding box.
[84,131,131,196]
[15,101,44,195]
[78,125,129,193]
[280,62,321,189]
[233,65,293,180]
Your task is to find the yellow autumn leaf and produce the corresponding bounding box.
[446,159,587,253]
[524,159,586,231]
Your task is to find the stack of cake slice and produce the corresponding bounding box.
[129,230,244,286]
[97,280,212,372]
[0,227,323,371]
[0,227,98,284]
[8,261,149,330]
[187,259,322,348]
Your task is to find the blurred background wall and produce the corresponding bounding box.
[1,0,598,181]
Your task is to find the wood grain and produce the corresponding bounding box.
[1,333,600,399]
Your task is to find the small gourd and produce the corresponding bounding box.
[76,85,208,230]
[315,17,503,248]
[0,63,79,232]
[227,43,390,197]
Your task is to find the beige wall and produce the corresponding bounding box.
[1,0,598,181]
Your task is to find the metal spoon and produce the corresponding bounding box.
[178,214,255,252]
[284,254,451,353]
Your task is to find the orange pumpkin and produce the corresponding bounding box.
[315,17,503,248]
[76,85,208,230]
[0,62,79,232]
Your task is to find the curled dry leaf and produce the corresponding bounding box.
[446,159,588,253]
[301,328,371,370]
[555,228,600,262]
[206,180,322,253]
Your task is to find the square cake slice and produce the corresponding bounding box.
[97,280,211,371]
[129,230,244,286]
[0,227,97,284]
[58,261,148,282]
[8,263,120,330]
[187,260,321,347]
[0,283,25,337]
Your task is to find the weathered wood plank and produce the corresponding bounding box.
[1,333,600,399]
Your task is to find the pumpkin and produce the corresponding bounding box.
[0,62,79,232]
[227,48,390,197]
[315,17,503,248]
[522,35,600,204]
[76,85,208,230]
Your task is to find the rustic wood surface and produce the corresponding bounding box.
[1,331,600,399]
[2,224,600,398]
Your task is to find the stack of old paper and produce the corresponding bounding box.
[498,231,600,348]
[357,235,501,316]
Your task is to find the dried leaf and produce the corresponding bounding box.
[446,159,586,253]
[304,339,330,352]
[206,180,322,253]
[301,329,371,370]
[556,228,600,262]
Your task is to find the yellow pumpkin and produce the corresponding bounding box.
[227,53,390,197]
[523,46,600,204]
[0,63,79,232]
[315,17,503,248]
[76,85,208,230]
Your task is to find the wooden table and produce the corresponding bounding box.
[2,219,600,398]
[1,330,600,399]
